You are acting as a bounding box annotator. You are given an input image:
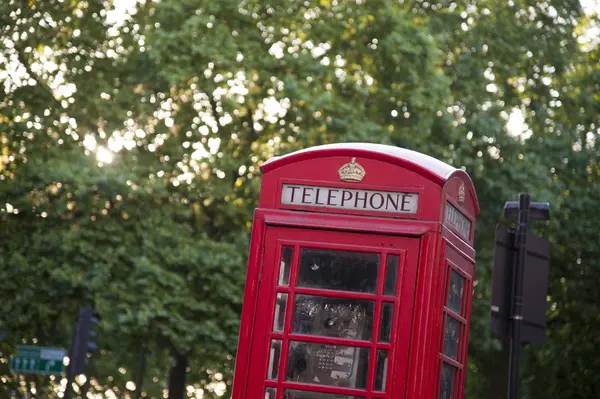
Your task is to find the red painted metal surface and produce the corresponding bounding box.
[245,227,419,399]
[231,144,479,399]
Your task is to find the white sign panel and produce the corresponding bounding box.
[445,202,471,238]
[281,184,418,214]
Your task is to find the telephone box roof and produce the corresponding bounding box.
[262,143,463,185]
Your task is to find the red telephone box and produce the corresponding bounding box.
[232,143,479,399]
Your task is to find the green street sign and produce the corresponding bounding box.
[9,345,66,375]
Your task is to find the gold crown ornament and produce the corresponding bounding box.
[338,158,366,182]
[458,182,465,205]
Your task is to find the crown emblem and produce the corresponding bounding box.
[338,158,366,182]
[458,183,465,205]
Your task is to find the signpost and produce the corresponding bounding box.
[491,193,551,399]
[9,345,66,375]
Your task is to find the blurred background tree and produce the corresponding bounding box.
[1,0,599,398]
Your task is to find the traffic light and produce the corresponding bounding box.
[70,307,99,375]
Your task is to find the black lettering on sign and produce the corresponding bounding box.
[327,189,339,205]
[386,193,400,211]
[369,193,384,209]
[354,191,368,208]
[341,190,353,206]
[401,194,413,212]
[280,184,419,215]
[301,187,313,204]
[289,186,301,202]
[444,202,471,238]
[314,188,326,205]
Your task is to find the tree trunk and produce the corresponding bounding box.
[167,352,188,399]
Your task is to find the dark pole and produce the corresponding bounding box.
[134,348,147,399]
[64,321,78,399]
[81,359,93,398]
[167,352,188,399]
[507,193,531,399]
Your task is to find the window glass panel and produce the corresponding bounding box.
[267,340,282,380]
[286,341,369,389]
[447,270,464,314]
[374,350,389,391]
[284,390,364,399]
[439,363,456,399]
[293,295,374,340]
[384,255,399,295]
[443,316,461,360]
[278,247,294,286]
[273,293,288,332]
[379,303,394,343]
[264,387,276,399]
[297,248,379,293]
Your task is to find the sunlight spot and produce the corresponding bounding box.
[83,135,97,151]
[208,137,221,154]
[206,381,227,396]
[506,108,532,142]
[97,147,114,164]
[268,41,285,59]
[191,145,209,160]
[106,0,139,26]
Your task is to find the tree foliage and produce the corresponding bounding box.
[1,0,599,398]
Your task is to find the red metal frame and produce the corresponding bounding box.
[232,144,479,399]
[245,226,420,399]
[428,227,476,399]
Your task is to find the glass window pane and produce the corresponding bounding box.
[443,316,461,361]
[267,340,282,380]
[297,248,379,293]
[264,387,276,399]
[286,341,370,389]
[284,390,364,399]
[447,270,464,314]
[374,350,389,391]
[379,303,393,343]
[273,293,288,332]
[384,255,399,295]
[293,295,374,340]
[278,246,294,286]
[439,363,456,399]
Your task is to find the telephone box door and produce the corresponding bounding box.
[248,226,420,399]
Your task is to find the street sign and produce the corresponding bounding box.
[490,224,550,344]
[9,345,66,375]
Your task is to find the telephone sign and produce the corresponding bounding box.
[232,143,480,399]
[281,184,419,214]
